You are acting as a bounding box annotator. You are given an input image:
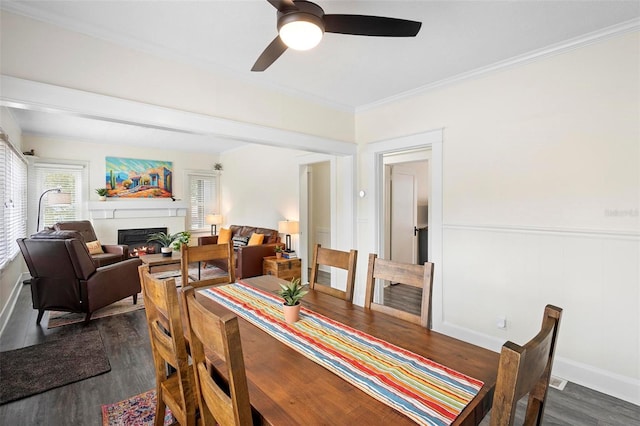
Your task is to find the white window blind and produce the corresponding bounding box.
[187,172,218,232]
[33,163,83,230]
[0,139,27,268]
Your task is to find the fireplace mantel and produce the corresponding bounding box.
[88,199,188,219]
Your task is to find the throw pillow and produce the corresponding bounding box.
[232,235,250,248]
[248,233,264,246]
[86,240,104,255]
[218,227,232,244]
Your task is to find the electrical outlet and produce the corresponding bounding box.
[496,316,507,329]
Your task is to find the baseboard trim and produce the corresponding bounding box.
[436,321,639,406]
[0,272,29,337]
[553,357,640,406]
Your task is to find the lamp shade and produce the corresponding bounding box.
[206,214,223,225]
[278,220,299,235]
[47,192,72,205]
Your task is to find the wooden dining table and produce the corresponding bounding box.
[193,275,499,425]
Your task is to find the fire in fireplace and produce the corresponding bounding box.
[118,227,168,257]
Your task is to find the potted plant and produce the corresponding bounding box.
[274,245,283,259]
[276,278,308,324]
[147,231,191,257]
[95,188,108,201]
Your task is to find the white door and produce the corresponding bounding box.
[390,168,417,264]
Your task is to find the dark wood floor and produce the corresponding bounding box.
[1,283,639,425]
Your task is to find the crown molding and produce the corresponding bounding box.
[357,18,640,113]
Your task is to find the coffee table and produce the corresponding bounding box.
[139,252,181,273]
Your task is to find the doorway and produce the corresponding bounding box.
[384,156,431,263]
[307,161,332,285]
[381,150,431,316]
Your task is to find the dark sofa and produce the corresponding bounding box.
[198,225,284,279]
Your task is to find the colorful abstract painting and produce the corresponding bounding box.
[105,157,173,198]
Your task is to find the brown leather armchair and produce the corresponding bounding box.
[17,230,142,325]
[53,220,128,266]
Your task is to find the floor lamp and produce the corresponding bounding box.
[278,220,299,252]
[37,188,72,231]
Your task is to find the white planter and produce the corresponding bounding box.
[161,247,173,257]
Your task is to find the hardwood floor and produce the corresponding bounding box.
[0,284,156,425]
[1,283,638,425]
[384,283,422,316]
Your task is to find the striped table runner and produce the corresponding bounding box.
[202,282,483,426]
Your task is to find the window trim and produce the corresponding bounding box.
[28,158,89,234]
[0,136,28,270]
[184,169,220,233]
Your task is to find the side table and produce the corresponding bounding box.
[263,256,301,282]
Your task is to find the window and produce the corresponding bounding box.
[187,171,218,232]
[0,139,27,269]
[31,162,85,231]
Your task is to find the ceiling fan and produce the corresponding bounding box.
[252,0,422,71]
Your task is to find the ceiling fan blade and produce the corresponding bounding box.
[266,0,297,12]
[324,14,421,37]
[252,36,288,72]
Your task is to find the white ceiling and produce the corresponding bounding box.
[3,0,639,152]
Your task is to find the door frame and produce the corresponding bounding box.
[364,129,444,330]
[298,153,355,286]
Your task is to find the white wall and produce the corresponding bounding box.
[309,161,331,250]
[356,32,640,403]
[220,144,305,252]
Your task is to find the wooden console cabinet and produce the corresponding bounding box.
[263,256,301,282]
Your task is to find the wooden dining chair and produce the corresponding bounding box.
[181,286,253,426]
[181,242,235,288]
[138,264,197,426]
[308,243,358,302]
[364,253,434,328]
[490,304,563,426]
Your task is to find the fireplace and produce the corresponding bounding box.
[118,227,168,257]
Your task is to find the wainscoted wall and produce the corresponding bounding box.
[356,32,639,403]
[441,226,638,394]
[315,227,331,272]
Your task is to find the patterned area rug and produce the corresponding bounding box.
[101,389,175,426]
[47,294,144,329]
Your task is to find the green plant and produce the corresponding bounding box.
[274,245,283,253]
[171,231,191,250]
[95,188,108,197]
[276,278,308,306]
[147,231,191,249]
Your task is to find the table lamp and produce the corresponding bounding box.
[206,214,223,235]
[278,220,299,252]
[37,188,72,231]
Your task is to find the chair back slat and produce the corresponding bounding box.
[490,305,563,426]
[181,242,235,288]
[138,264,197,426]
[364,253,434,328]
[182,286,253,426]
[309,244,357,302]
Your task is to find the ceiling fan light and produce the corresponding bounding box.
[279,20,323,51]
